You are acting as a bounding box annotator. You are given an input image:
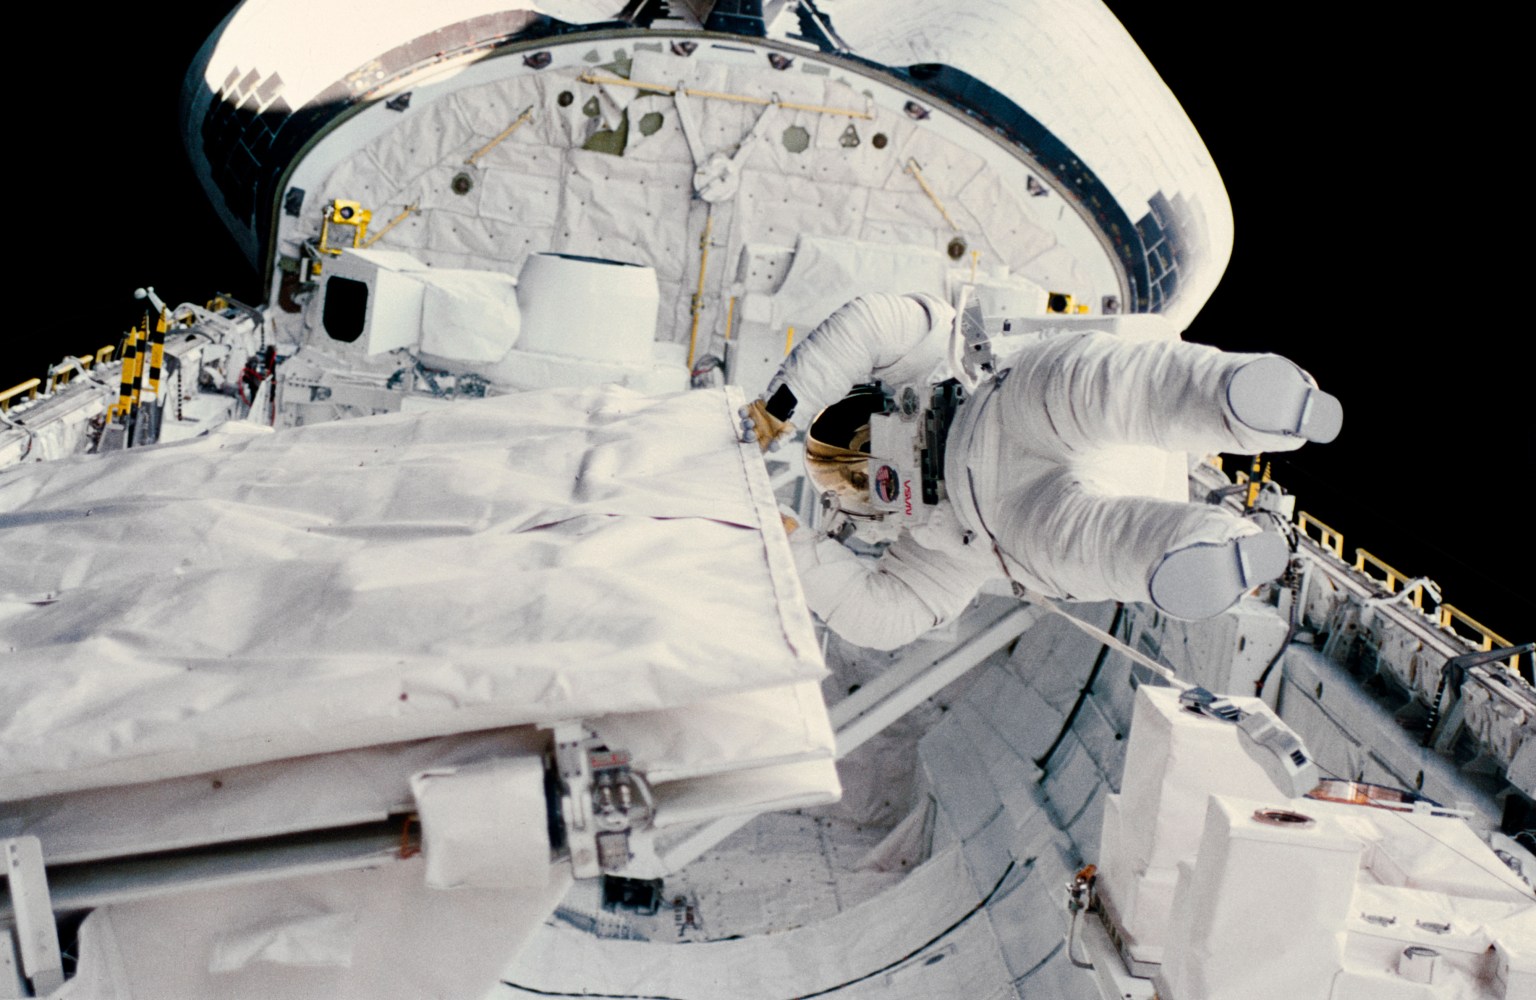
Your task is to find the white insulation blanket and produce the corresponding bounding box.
[0,386,824,800]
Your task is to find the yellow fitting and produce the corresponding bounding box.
[785,325,796,356]
[320,200,371,255]
[147,309,167,396]
[1244,455,1264,508]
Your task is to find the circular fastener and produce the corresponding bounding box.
[451,173,474,195]
[872,132,888,149]
[1252,808,1315,828]
[947,237,967,260]
[557,90,574,107]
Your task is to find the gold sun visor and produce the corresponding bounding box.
[805,388,886,519]
[805,432,879,518]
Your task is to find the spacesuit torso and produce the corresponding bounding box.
[759,291,1338,651]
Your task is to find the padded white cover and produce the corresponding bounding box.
[0,386,823,800]
[417,266,522,363]
[411,755,551,889]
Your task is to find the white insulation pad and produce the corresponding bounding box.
[0,386,826,800]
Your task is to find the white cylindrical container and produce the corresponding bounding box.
[1398,946,1441,985]
[516,253,660,366]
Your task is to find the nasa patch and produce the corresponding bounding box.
[874,464,900,503]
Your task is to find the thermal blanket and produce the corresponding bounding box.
[0,386,825,799]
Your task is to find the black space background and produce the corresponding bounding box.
[6,5,1529,644]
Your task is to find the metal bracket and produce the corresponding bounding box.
[1179,687,1319,798]
[544,723,654,879]
[673,87,779,202]
[2,837,63,997]
[951,285,996,386]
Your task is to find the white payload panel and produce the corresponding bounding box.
[0,386,829,802]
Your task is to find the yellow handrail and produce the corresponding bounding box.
[95,345,115,366]
[0,378,41,412]
[1297,511,1344,559]
[1437,604,1520,672]
[1353,549,1430,609]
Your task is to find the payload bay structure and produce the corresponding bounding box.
[1,2,1533,998]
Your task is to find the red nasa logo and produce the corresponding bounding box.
[874,464,900,503]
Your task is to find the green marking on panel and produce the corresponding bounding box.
[782,125,811,153]
[599,49,632,80]
[583,110,631,156]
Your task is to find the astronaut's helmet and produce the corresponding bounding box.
[805,385,884,519]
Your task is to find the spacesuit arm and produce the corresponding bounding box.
[761,293,953,423]
[786,527,993,651]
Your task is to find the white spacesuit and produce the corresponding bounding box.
[744,293,1342,650]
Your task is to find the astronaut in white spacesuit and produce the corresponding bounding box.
[742,292,1342,651]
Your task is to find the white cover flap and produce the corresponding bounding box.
[417,267,522,363]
